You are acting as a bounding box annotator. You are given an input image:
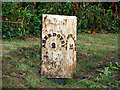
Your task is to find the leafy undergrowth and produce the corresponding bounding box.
[2,34,120,88]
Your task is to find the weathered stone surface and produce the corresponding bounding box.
[41,14,77,78]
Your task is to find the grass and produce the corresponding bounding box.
[2,33,120,88]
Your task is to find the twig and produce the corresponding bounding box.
[0,20,21,24]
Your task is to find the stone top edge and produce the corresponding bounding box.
[42,14,77,19]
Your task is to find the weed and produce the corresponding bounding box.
[109,62,120,71]
[16,64,28,71]
[77,80,107,88]
[95,64,119,87]
[98,67,112,76]
[20,58,26,63]
[27,61,34,67]
[27,70,33,74]
[11,72,17,77]
[4,55,11,58]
